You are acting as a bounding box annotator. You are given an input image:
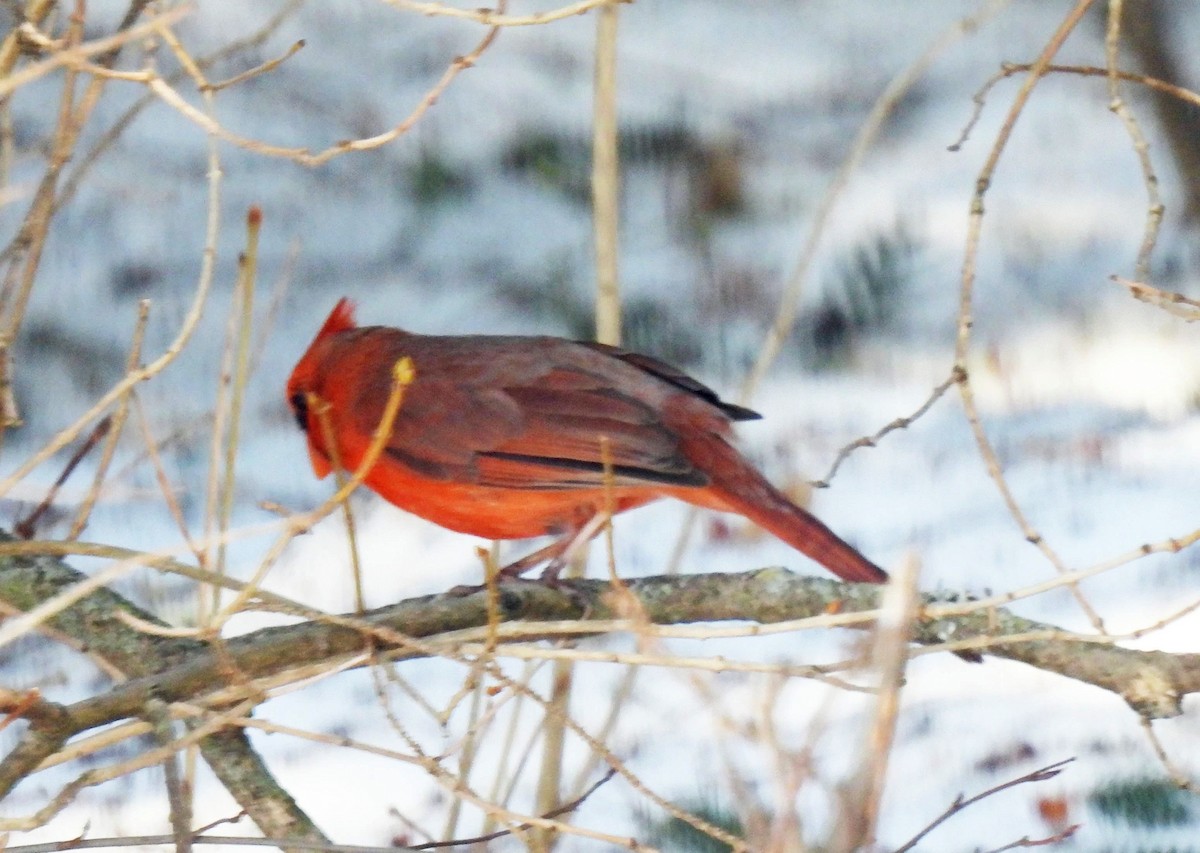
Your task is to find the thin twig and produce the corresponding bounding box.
[14,415,111,539]
[0,770,616,852]
[0,0,87,438]
[213,206,262,594]
[951,0,1107,633]
[0,699,257,832]
[213,357,415,625]
[67,300,150,540]
[1104,0,1162,281]
[1001,61,1200,107]
[1139,716,1200,795]
[0,0,57,79]
[813,367,963,488]
[592,0,620,346]
[1,837,414,853]
[382,0,619,28]
[830,557,919,851]
[740,0,1007,404]
[980,824,1080,852]
[0,50,223,502]
[139,9,503,167]
[129,391,203,559]
[1111,274,1200,321]
[51,0,306,219]
[415,768,619,850]
[893,758,1076,853]
[456,641,870,690]
[0,6,192,100]
[206,38,305,92]
[146,700,193,853]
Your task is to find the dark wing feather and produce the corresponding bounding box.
[354,378,524,480]
[476,379,707,489]
[361,362,705,490]
[576,341,761,422]
[474,451,704,490]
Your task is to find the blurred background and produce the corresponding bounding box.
[2,0,1200,848]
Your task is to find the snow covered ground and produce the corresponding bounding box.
[2,0,1199,849]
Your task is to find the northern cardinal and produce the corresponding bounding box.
[286,299,887,584]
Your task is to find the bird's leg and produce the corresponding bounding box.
[537,513,609,584]
[495,513,610,583]
[495,537,573,581]
[446,541,569,597]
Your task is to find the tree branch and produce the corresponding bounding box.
[0,531,328,849]
[2,534,1197,838]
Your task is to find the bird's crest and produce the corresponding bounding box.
[317,297,357,340]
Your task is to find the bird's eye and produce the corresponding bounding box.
[289,392,309,431]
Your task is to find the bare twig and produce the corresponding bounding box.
[0,698,257,832]
[952,60,1200,151]
[0,6,192,101]
[831,557,919,851]
[207,39,306,92]
[740,0,1007,403]
[1104,0,1162,281]
[1139,716,1200,795]
[980,824,1080,852]
[0,55,223,503]
[51,1,305,219]
[893,758,1076,853]
[813,368,964,488]
[0,0,88,427]
[14,415,111,539]
[129,391,204,559]
[951,0,1108,633]
[382,0,622,27]
[1111,274,1200,321]
[146,699,193,853]
[139,9,503,167]
[67,300,150,540]
[0,0,58,78]
[592,0,621,347]
[0,768,615,853]
[213,206,263,593]
[416,768,618,850]
[1,837,407,853]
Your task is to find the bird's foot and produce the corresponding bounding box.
[537,557,566,585]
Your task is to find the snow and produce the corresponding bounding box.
[2,0,1199,849]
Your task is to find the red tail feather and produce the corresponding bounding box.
[681,433,888,583]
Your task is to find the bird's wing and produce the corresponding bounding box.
[361,365,707,490]
[577,341,761,421]
[476,369,708,489]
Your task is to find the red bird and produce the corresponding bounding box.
[286,299,887,584]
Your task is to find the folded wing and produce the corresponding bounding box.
[369,365,707,490]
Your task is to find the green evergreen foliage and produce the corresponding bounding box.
[810,221,922,367]
[1089,777,1194,829]
[637,799,745,852]
[407,151,470,205]
[502,131,589,201]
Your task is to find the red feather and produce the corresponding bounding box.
[317,297,357,340]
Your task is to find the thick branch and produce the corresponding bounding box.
[0,532,328,848]
[11,557,1200,736]
[3,540,1198,834]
